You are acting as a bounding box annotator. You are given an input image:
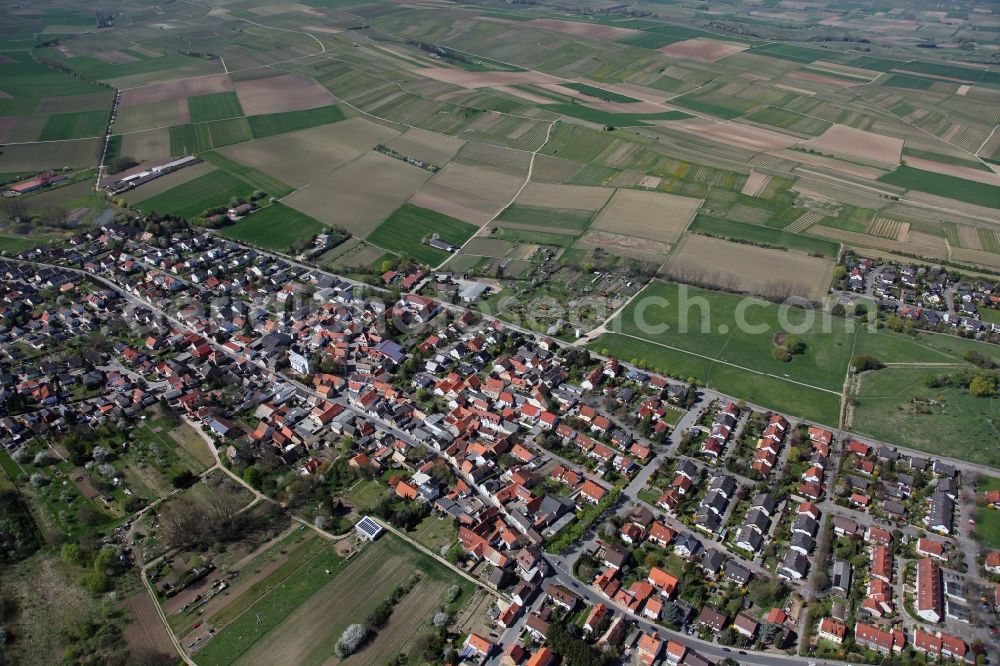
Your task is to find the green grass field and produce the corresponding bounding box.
[882,74,937,90]
[878,166,999,209]
[852,365,1000,468]
[497,204,594,231]
[590,280,854,423]
[0,55,106,100]
[688,215,840,257]
[38,109,109,140]
[136,169,254,218]
[367,204,477,266]
[200,151,294,198]
[0,234,56,253]
[248,105,346,139]
[188,92,244,123]
[193,540,348,666]
[560,83,640,103]
[219,203,325,250]
[547,103,690,127]
[168,118,252,154]
[669,92,757,120]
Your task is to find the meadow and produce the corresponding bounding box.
[219,204,326,251]
[851,365,1000,468]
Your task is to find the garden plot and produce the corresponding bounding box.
[666,234,834,301]
[219,118,399,188]
[590,189,701,243]
[284,152,431,236]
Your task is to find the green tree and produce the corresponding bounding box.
[60,542,85,567]
[969,374,997,397]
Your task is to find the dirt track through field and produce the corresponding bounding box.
[123,592,177,656]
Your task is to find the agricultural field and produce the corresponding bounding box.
[195,532,475,666]
[665,234,835,301]
[219,203,326,251]
[132,169,255,219]
[219,118,398,188]
[878,165,999,209]
[284,152,431,237]
[589,189,701,244]
[367,204,477,265]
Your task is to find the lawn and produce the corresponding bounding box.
[248,105,346,139]
[38,109,109,140]
[560,83,640,103]
[188,92,244,123]
[367,203,477,266]
[0,233,55,253]
[219,203,325,251]
[978,475,1000,492]
[135,169,254,218]
[343,478,388,512]
[974,507,1000,549]
[408,514,458,552]
[851,365,1000,468]
[878,165,999,209]
[689,215,840,257]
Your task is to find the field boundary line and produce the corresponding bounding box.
[197,536,331,647]
[612,331,842,395]
[434,119,556,270]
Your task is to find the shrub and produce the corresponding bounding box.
[850,354,884,372]
[334,624,369,658]
[33,450,56,466]
[29,473,49,487]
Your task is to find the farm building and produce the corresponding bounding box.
[5,171,67,195]
[459,282,489,303]
[355,515,384,541]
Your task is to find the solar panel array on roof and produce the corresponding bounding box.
[356,515,383,541]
